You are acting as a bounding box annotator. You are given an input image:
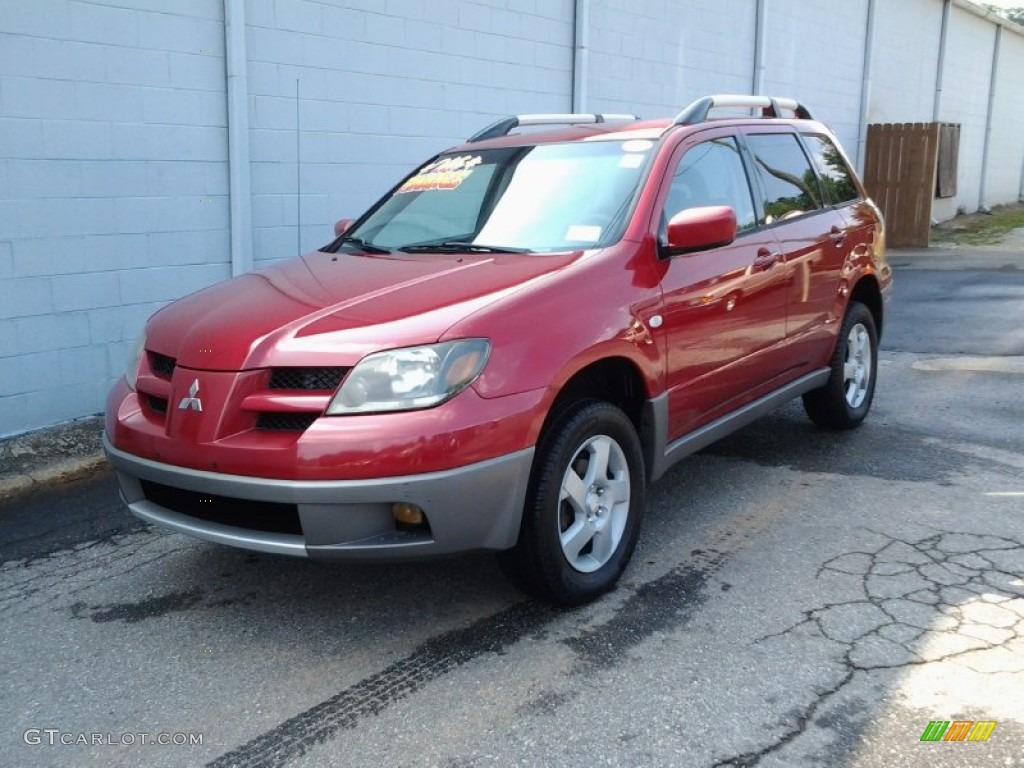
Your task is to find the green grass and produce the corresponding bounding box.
[932,206,1024,246]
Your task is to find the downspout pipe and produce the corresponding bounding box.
[572,0,590,112]
[856,0,877,176]
[224,0,252,276]
[1019,151,1024,202]
[752,0,766,95]
[933,0,951,121]
[978,23,1001,213]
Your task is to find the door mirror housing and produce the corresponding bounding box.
[334,218,355,237]
[663,206,738,256]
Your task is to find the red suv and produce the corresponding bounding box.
[105,95,891,604]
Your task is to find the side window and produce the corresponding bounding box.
[746,134,823,224]
[663,137,757,234]
[802,134,860,205]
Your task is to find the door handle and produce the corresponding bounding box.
[754,248,782,270]
[829,225,846,247]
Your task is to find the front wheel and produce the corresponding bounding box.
[497,401,646,605]
[802,301,879,429]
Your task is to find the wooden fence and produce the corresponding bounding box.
[863,123,940,248]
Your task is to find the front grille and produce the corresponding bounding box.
[140,480,302,535]
[269,367,347,391]
[256,412,319,431]
[147,395,168,414]
[149,352,176,378]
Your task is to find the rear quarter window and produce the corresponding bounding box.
[802,134,860,205]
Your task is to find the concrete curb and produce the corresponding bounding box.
[0,416,107,501]
[890,244,1023,270]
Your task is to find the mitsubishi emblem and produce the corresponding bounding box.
[178,379,203,412]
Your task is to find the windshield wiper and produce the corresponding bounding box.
[336,236,391,255]
[399,241,532,254]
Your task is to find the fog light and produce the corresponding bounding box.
[392,502,424,526]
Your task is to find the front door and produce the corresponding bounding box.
[656,132,791,439]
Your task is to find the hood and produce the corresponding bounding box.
[146,248,579,370]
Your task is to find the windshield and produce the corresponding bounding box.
[343,140,656,253]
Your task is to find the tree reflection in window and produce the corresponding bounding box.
[746,134,823,223]
[802,134,860,205]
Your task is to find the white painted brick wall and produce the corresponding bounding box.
[871,0,941,124]
[932,6,1003,221]
[585,0,870,166]
[2,0,1023,436]
[245,0,574,267]
[585,0,757,119]
[983,31,1024,208]
[0,0,230,436]
[760,0,869,164]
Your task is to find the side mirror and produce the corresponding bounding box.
[664,206,737,256]
[334,218,355,237]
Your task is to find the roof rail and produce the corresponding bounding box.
[467,113,640,143]
[672,95,813,126]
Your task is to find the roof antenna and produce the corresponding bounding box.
[295,78,301,256]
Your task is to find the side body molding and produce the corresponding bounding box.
[644,368,831,481]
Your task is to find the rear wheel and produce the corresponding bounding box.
[497,401,645,605]
[802,301,878,429]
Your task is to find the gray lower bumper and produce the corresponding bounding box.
[103,436,534,560]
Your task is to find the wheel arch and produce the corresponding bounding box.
[542,356,647,433]
[534,356,657,475]
[849,273,884,339]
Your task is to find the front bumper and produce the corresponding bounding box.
[104,435,534,559]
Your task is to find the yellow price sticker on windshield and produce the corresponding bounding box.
[397,155,482,194]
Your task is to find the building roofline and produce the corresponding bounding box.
[954,0,1024,38]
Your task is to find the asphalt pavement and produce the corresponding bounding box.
[1,246,1022,767]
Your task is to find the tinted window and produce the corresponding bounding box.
[802,134,860,204]
[746,134,823,224]
[663,137,756,232]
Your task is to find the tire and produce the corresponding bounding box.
[802,301,878,429]
[497,401,646,606]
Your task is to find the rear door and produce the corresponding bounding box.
[741,129,848,370]
[800,131,878,319]
[656,130,790,438]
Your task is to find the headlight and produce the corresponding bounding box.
[326,340,490,415]
[125,331,146,391]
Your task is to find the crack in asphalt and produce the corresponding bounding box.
[712,669,857,768]
[0,468,142,565]
[1,494,731,768]
[711,528,1024,766]
[7,444,1018,766]
[0,533,191,620]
